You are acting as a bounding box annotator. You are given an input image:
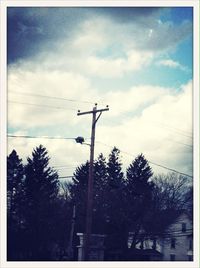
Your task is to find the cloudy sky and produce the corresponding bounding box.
[7,6,193,179]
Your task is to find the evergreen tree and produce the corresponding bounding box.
[7,150,24,218]
[69,149,126,255]
[94,153,108,189]
[125,154,154,248]
[107,147,124,189]
[7,150,25,260]
[53,190,73,260]
[106,147,125,223]
[93,153,108,234]
[104,147,127,257]
[70,161,89,233]
[24,145,59,260]
[69,155,109,240]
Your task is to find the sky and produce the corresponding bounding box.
[7,6,193,180]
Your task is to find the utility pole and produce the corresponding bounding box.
[77,103,109,261]
[68,205,76,260]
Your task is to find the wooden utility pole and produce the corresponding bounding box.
[68,205,76,260]
[77,103,109,260]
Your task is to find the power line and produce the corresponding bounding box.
[55,167,77,170]
[151,121,193,139]
[165,130,192,140]
[53,165,77,168]
[9,90,95,105]
[165,138,192,148]
[147,161,193,178]
[7,135,193,179]
[7,134,76,140]
[53,164,81,168]
[7,134,90,141]
[59,176,73,179]
[158,123,192,136]
[8,132,192,148]
[8,100,77,111]
[95,141,193,178]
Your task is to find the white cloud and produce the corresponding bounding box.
[95,81,193,175]
[8,67,94,128]
[158,59,189,72]
[10,14,191,80]
[86,50,153,78]
[159,59,181,68]
[7,10,193,178]
[7,134,90,178]
[101,85,167,117]
[8,76,193,177]
[34,17,155,79]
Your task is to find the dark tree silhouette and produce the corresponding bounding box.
[144,173,193,234]
[107,147,124,189]
[7,150,25,260]
[7,144,192,261]
[125,153,154,249]
[69,161,89,233]
[23,145,60,260]
[152,173,190,211]
[68,149,127,258]
[93,153,108,234]
[104,147,127,258]
[7,150,24,217]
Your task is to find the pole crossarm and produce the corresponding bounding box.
[77,107,109,116]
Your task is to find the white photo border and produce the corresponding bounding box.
[0,1,199,268]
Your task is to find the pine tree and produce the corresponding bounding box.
[93,153,108,233]
[7,150,25,260]
[105,147,127,256]
[24,145,59,260]
[106,147,125,222]
[69,155,109,236]
[126,153,153,199]
[7,150,24,219]
[70,161,89,233]
[125,154,154,248]
[94,153,108,189]
[107,147,124,189]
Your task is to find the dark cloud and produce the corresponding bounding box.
[94,7,162,23]
[7,7,192,64]
[7,7,163,64]
[7,8,47,63]
[7,7,88,64]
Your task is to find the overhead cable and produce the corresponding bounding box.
[96,141,193,179]
[9,90,95,104]
[8,100,77,111]
[7,134,193,179]
[7,134,76,140]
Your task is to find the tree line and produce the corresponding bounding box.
[7,145,192,261]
